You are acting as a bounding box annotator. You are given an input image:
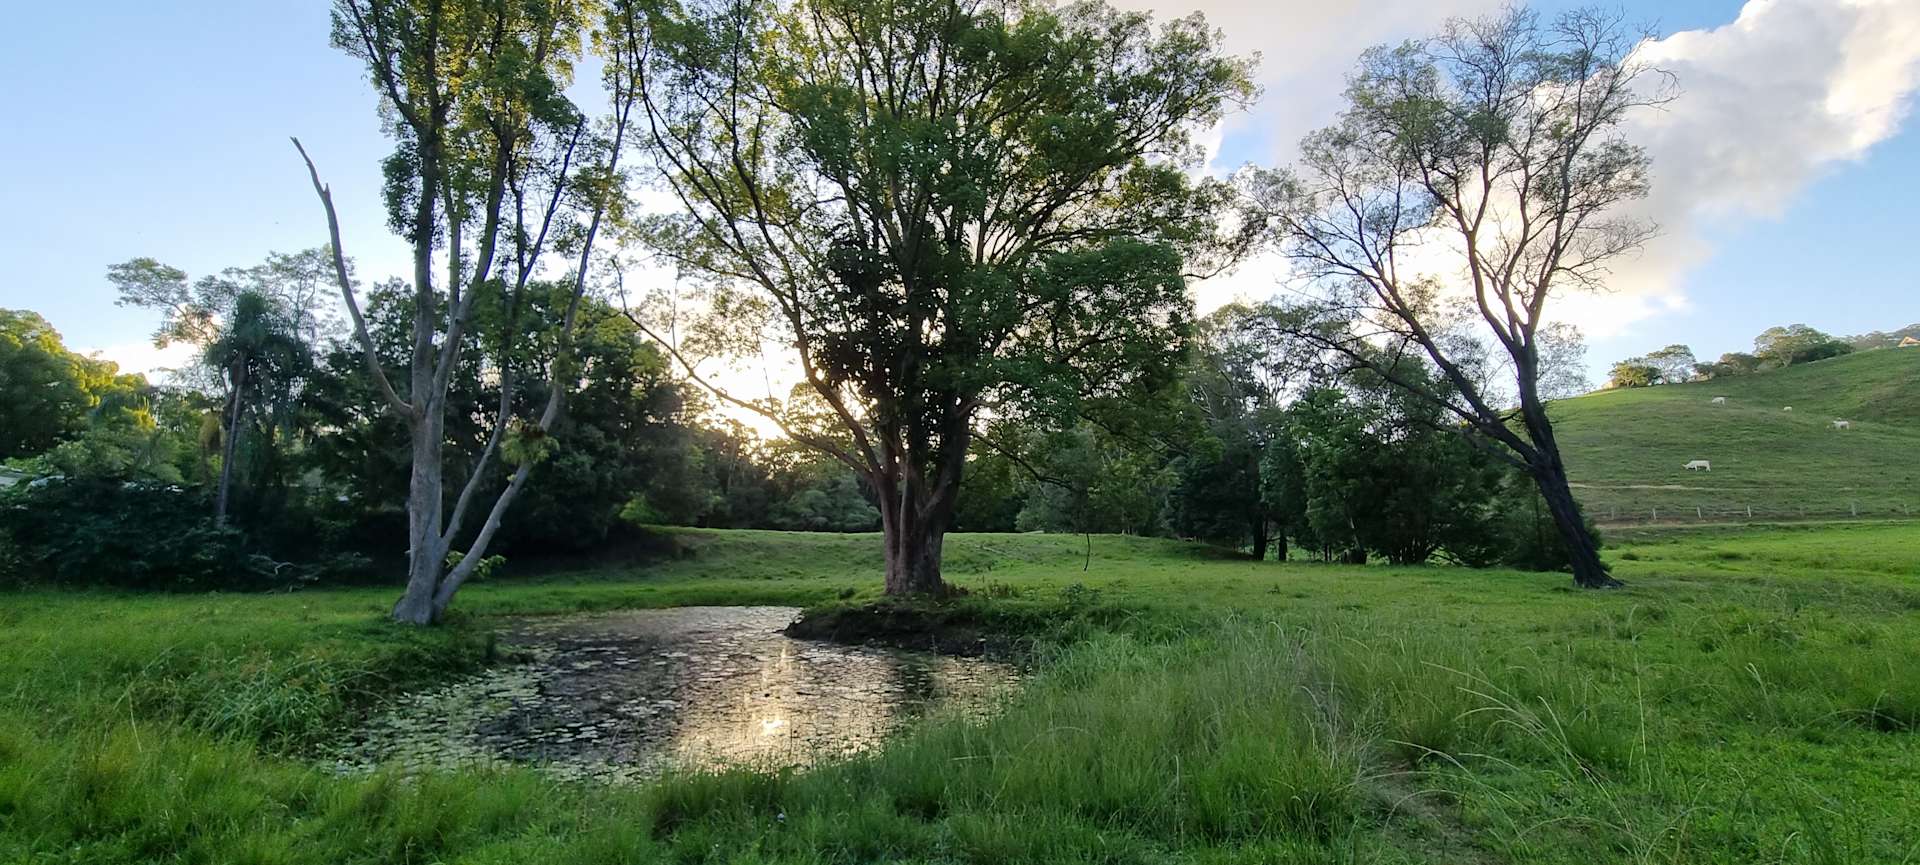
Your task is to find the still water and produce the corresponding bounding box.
[330,606,1018,783]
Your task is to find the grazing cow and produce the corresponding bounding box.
[1711,396,1727,405]
[1783,406,1793,412]
[1684,460,1711,472]
[1833,420,1852,430]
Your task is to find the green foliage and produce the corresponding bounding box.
[307,289,706,554]
[1606,359,1660,388]
[769,472,879,532]
[627,0,1255,585]
[949,446,1025,533]
[1696,324,1857,380]
[0,310,151,461]
[1451,474,1604,571]
[1276,384,1507,565]
[1845,322,1920,350]
[443,550,507,583]
[0,479,293,590]
[1609,345,1696,389]
[1754,324,1855,368]
[108,253,329,524]
[1695,350,1765,379]
[1163,303,1319,557]
[1015,425,1171,537]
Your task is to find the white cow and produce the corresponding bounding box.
[1684,460,1711,472]
[1783,406,1793,412]
[1833,420,1852,430]
[1711,396,1727,405]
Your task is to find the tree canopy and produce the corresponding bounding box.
[1246,6,1667,588]
[618,0,1256,594]
[0,310,148,461]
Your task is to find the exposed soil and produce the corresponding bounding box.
[782,601,1032,658]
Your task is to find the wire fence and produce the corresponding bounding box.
[1591,501,1918,525]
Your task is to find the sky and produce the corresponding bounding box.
[1,0,1916,390]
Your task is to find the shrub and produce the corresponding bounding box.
[1446,475,1603,572]
[0,478,295,590]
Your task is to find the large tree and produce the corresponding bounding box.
[1248,7,1668,588]
[614,0,1253,594]
[1753,324,1852,367]
[0,310,141,461]
[294,0,637,623]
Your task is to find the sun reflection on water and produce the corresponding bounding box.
[330,606,1017,784]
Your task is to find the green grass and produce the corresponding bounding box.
[3,524,1919,863]
[1553,348,1920,521]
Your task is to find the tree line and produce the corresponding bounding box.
[4,0,1669,620]
[1607,323,1864,388]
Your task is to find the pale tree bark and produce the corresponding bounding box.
[296,130,619,623]
[292,27,635,623]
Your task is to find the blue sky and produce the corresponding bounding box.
[1,0,1915,384]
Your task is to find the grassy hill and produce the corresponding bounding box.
[1552,347,1920,521]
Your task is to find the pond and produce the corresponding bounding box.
[328,606,1019,783]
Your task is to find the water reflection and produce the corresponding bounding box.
[330,606,1017,783]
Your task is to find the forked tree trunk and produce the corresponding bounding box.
[875,473,956,602]
[879,492,951,597]
[884,521,949,596]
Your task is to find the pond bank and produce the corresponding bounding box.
[782,600,1032,657]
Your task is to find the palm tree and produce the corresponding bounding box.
[203,291,310,522]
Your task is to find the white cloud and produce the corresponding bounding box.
[1115,0,1501,316]
[1115,0,1499,172]
[1179,0,1920,337]
[1582,0,1920,335]
[81,340,198,383]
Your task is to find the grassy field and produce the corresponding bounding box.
[1553,348,1920,521]
[3,524,1918,863]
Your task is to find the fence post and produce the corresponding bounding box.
[1851,501,1858,517]
[1651,506,1658,521]
[1696,506,1703,519]
[1746,505,1753,519]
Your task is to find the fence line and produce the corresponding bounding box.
[1591,501,1915,525]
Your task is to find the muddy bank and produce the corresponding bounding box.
[781,601,1036,658]
[330,606,1017,783]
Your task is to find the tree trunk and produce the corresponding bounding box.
[1251,517,1269,561]
[1532,459,1620,588]
[214,364,247,524]
[394,411,449,624]
[392,553,442,624]
[1513,374,1619,588]
[877,482,952,597]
